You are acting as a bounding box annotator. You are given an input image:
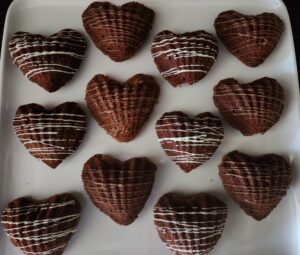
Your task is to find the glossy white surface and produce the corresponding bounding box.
[0,0,299,254]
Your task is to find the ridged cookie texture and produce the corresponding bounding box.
[8,29,86,92]
[13,102,87,169]
[155,111,224,172]
[219,150,292,220]
[82,1,154,62]
[214,10,284,67]
[153,192,227,255]
[1,193,81,255]
[85,73,160,142]
[151,30,218,87]
[213,77,284,136]
[82,154,157,225]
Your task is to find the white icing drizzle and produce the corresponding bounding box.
[156,113,224,168]
[8,30,86,80]
[151,32,218,82]
[1,198,80,255]
[154,205,227,255]
[13,111,86,164]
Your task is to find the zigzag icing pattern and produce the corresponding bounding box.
[1,194,80,255]
[156,112,224,172]
[151,30,218,87]
[9,29,86,80]
[154,193,227,255]
[13,102,87,168]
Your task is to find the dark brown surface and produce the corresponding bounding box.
[219,150,292,220]
[1,1,299,76]
[13,102,87,169]
[8,29,86,92]
[82,154,157,225]
[215,10,284,67]
[156,111,224,173]
[85,73,160,142]
[213,77,285,136]
[1,193,81,255]
[151,30,218,87]
[82,1,154,62]
[153,192,227,255]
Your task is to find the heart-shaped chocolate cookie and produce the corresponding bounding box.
[85,74,160,142]
[82,154,157,225]
[214,10,284,67]
[213,77,285,136]
[156,111,224,172]
[153,192,227,255]
[82,1,154,62]
[1,193,81,255]
[13,102,87,169]
[219,151,291,220]
[8,29,86,92]
[151,30,218,87]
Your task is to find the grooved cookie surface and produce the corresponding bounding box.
[156,111,224,172]
[219,150,292,220]
[82,1,154,62]
[151,30,218,87]
[213,77,284,136]
[85,73,160,142]
[1,193,81,255]
[13,102,87,168]
[82,154,157,225]
[8,29,86,92]
[153,192,227,255]
[214,10,284,67]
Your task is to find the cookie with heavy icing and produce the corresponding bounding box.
[213,77,284,136]
[214,10,284,67]
[85,73,160,142]
[151,30,218,87]
[8,29,86,92]
[219,150,292,220]
[153,192,227,255]
[82,154,157,225]
[1,193,81,255]
[82,1,154,62]
[156,111,224,172]
[13,102,87,168]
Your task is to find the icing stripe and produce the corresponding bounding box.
[8,29,86,80]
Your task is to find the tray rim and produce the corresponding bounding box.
[1,0,300,254]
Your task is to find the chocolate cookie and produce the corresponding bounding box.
[82,154,157,225]
[151,30,218,87]
[156,111,224,172]
[82,1,154,62]
[219,150,292,220]
[85,74,160,142]
[213,77,284,136]
[153,192,227,255]
[214,10,284,67]
[8,29,86,92]
[13,102,87,168]
[1,193,81,255]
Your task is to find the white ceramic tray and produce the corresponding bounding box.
[0,0,299,254]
